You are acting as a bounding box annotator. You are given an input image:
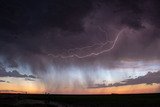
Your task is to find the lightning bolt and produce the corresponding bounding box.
[48,27,126,59]
[67,26,112,52]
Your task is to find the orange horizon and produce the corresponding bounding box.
[1,83,159,94]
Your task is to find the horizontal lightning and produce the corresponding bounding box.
[48,27,126,59]
[67,26,112,52]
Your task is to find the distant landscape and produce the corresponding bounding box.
[0,93,160,107]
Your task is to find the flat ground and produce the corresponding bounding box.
[0,93,160,107]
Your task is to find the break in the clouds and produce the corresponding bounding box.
[0,0,160,93]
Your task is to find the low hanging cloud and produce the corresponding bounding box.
[0,90,25,93]
[0,79,10,83]
[89,70,160,88]
[0,65,36,78]
[24,78,35,81]
[0,80,5,82]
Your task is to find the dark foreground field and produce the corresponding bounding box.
[0,93,160,107]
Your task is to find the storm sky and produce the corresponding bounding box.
[0,0,160,94]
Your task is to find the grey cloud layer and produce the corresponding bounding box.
[0,80,5,82]
[89,70,160,88]
[0,65,36,78]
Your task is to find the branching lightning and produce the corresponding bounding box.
[67,26,112,52]
[48,27,126,59]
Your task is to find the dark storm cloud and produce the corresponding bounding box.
[0,0,92,57]
[0,0,94,71]
[0,0,160,73]
[118,71,160,85]
[0,0,92,33]
[89,70,160,88]
[0,65,36,78]
[107,0,144,29]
